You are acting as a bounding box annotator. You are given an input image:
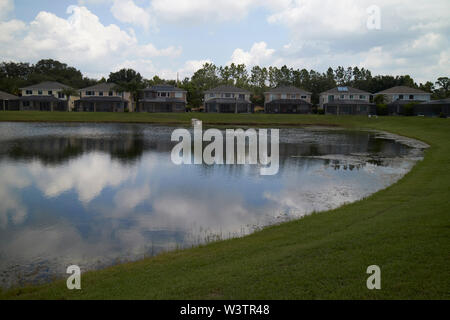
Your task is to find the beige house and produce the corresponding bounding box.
[320,86,375,115]
[204,85,253,113]
[0,91,19,111]
[138,85,187,113]
[375,86,431,104]
[264,86,312,114]
[20,81,76,111]
[75,83,132,112]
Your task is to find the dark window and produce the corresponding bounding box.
[409,95,414,100]
[109,91,113,96]
[38,90,43,95]
[239,94,245,100]
[48,91,53,95]
[58,92,65,99]
[99,92,103,96]
[399,95,404,100]
[26,90,32,95]
[23,101,30,107]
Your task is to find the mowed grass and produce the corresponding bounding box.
[0,112,449,300]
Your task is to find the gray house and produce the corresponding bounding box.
[75,83,130,112]
[264,86,312,114]
[375,86,432,115]
[415,98,450,117]
[138,85,186,113]
[320,86,375,115]
[19,81,74,111]
[204,85,253,113]
[0,91,19,111]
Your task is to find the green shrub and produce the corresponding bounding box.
[402,103,416,116]
[318,109,325,115]
[376,104,388,116]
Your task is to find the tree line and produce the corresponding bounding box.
[1,59,448,108]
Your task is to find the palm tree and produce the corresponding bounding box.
[114,80,144,112]
[61,87,79,112]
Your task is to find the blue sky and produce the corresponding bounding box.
[0,0,449,83]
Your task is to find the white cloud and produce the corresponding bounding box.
[111,0,152,30]
[0,0,14,21]
[230,42,275,67]
[0,5,183,79]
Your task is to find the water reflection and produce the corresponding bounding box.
[0,123,423,288]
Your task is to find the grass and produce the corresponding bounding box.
[0,112,449,300]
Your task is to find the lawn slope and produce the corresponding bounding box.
[0,113,449,300]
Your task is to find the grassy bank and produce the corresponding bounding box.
[0,112,449,300]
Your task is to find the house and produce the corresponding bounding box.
[138,85,187,113]
[264,86,312,114]
[375,86,432,115]
[19,81,75,111]
[75,83,131,112]
[0,91,19,111]
[320,86,375,115]
[204,85,253,113]
[415,98,450,117]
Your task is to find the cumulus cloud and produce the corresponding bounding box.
[111,0,152,30]
[0,5,183,79]
[230,42,275,67]
[0,0,14,21]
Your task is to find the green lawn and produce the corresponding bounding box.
[0,112,449,300]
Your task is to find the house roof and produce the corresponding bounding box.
[205,85,250,94]
[19,95,62,102]
[0,91,18,100]
[80,82,118,91]
[324,99,375,106]
[142,85,186,92]
[265,86,311,95]
[78,96,124,102]
[321,86,371,95]
[266,99,312,105]
[140,98,186,103]
[376,86,430,95]
[421,98,450,105]
[205,98,251,104]
[20,81,72,90]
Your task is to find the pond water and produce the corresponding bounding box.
[0,122,426,288]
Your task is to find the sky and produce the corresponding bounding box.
[0,0,449,83]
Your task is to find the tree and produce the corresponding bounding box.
[108,69,143,84]
[114,80,144,112]
[435,77,450,99]
[61,87,79,112]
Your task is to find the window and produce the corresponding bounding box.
[26,90,32,95]
[58,92,65,99]
[341,95,345,99]
[225,93,231,98]
[350,95,354,99]
[399,95,404,100]
[210,93,214,98]
[38,90,43,95]
[360,95,366,99]
[175,92,183,98]
[99,91,104,96]
[23,101,30,107]
[109,91,113,96]
[301,96,307,99]
[239,94,245,100]
[48,91,53,95]
[409,95,414,100]
[290,94,296,99]
[281,94,287,99]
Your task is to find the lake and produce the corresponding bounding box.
[0,122,426,288]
